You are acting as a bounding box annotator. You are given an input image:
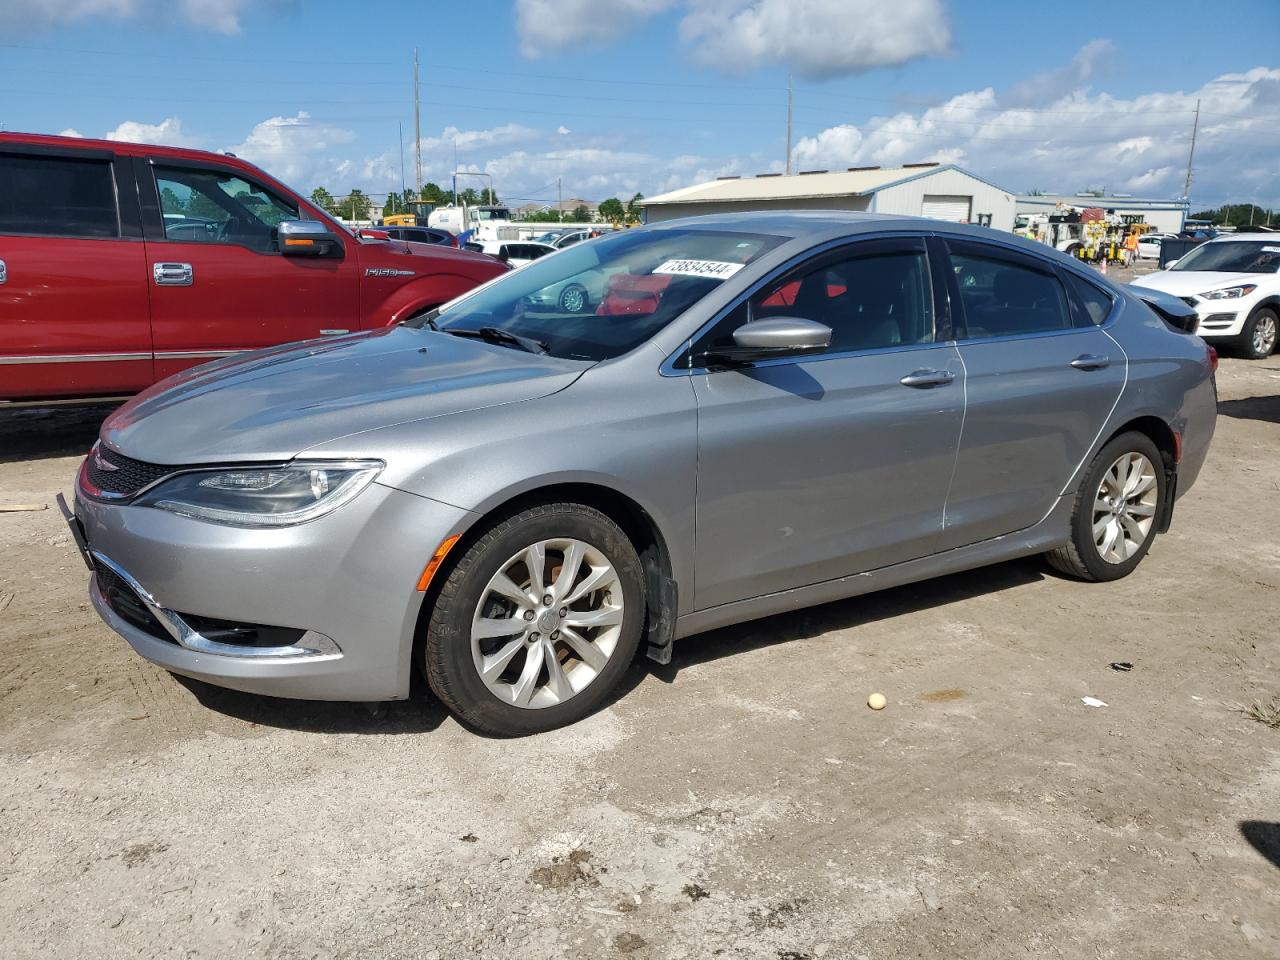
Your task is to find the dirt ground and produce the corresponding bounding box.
[2,283,1278,959]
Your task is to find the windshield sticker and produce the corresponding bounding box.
[653,259,745,280]
[1263,246,1280,253]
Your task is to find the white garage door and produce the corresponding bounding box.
[921,194,972,223]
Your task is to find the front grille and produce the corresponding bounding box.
[86,444,180,497]
[1180,296,1198,308]
[95,565,172,642]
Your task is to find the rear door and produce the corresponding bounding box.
[935,237,1126,550]
[0,145,152,400]
[140,158,360,380]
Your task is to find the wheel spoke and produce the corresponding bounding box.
[1127,501,1156,518]
[560,626,608,672]
[480,636,525,682]
[490,571,535,606]
[1092,515,1111,540]
[563,565,619,605]
[1098,519,1119,560]
[524,542,547,595]
[473,616,522,640]
[563,605,624,630]
[1119,513,1146,546]
[1129,472,1156,497]
[543,643,573,702]
[511,642,545,707]
[553,540,586,601]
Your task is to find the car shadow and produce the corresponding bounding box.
[1240,821,1280,870]
[653,555,1047,680]
[173,672,449,735]
[1218,394,1280,425]
[0,404,118,463]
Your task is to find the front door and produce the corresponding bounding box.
[936,238,1128,550]
[142,160,359,380]
[688,236,966,611]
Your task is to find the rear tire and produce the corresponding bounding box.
[423,502,645,736]
[1239,307,1278,360]
[1046,431,1166,582]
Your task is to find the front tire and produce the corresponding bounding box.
[423,503,645,736]
[1240,307,1278,360]
[1046,431,1166,582]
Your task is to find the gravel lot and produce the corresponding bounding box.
[2,279,1278,958]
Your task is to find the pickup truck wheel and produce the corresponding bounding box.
[1046,431,1165,582]
[423,502,645,736]
[1240,307,1278,360]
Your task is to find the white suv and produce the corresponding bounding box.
[1131,236,1280,358]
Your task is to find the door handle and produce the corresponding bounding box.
[1070,354,1110,370]
[899,369,955,388]
[153,262,193,286]
[0,258,7,285]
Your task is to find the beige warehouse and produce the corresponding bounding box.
[640,163,1017,231]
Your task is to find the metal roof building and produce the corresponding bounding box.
[640,163,1017,231]
[1015,193,1189,235]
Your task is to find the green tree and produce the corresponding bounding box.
[625,192,644,223]
[310,186,336,214]
[477,187,499,205]
[333,189,371,221]
[458,187,480,206]
[420,182,447,204]
[571,204,591,222]
[598,197,625,223]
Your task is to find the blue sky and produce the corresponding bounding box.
[2,0,1278,208]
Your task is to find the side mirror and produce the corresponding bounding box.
[278,219,341,257]
[359,228,391,241]
[705,316,832,366]
[1163,258,1180,269]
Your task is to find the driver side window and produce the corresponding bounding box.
[154,166,297,253]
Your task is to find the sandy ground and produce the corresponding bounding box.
[1,295,1277,958]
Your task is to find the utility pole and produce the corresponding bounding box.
[413,48,422,198]
[398,122,406,203]
[785,70,793,176]
[1182,98,1200,205]
[558,177,563,222]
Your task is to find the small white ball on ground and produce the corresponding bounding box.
[867,692,887,711]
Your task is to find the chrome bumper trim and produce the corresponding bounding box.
[90,551,341,661]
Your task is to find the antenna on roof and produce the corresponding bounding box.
[785,70,793,176]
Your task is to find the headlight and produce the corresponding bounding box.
[136,460,383,527]
[1199,284,1257,300]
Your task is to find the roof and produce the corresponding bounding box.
[1016,193,1189,210]
[640,164,1009,207]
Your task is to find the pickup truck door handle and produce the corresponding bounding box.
[153,262,193,286]
[0,258,7,285]
[899,369,955,388]
[1070,354,1110,370]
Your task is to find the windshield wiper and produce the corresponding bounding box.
[401,310,440,330]
[444,326,549,355]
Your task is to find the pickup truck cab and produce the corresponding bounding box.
[0,133,507,402]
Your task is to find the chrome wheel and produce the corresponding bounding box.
[470,538,623,709]
[1253,312,1277,356]
[559,283,587,313]
[1093,452,1158,564]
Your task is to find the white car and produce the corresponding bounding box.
[1130,236,1280,358]
[466,240,557,267]
[1136,233,1176,260]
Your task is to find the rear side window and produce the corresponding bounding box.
[1064,272,1115,326]
[951,250,1071,339]
[0,154,118,238]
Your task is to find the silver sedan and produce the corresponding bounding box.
[67,212,1217,735]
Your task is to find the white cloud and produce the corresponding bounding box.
[1004,38,1114,107]
[103,116,199,146]
[422,123,539,154]
[680,0,951,80]
[791,59,1280,205]
[0,0,254,34]
[224,112,357,189]
[515,0,676,57]
[557,126,572,135]
[59,127,84,138]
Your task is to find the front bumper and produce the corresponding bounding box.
[1178,297,1256,338]
[71,479,473,701]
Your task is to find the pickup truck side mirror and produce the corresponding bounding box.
[278,219,342,257]
[704,316,833,366]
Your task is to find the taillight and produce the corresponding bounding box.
[1207,344,1218,374]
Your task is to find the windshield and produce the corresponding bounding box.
[1172,241,1280,273]
[434,228,785,361]
[475,208,511,221]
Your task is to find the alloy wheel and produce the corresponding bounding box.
[1253,313,1277,356]
[1092,452,1158,564]
[559,284,587,313]
[470,538,623,709]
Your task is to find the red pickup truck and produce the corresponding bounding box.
[0,133,507,403]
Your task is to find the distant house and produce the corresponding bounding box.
[516,198,599,221]
[639,163,1016,231]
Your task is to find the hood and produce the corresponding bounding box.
[101,326,585,464]
[1130,270,1263,297]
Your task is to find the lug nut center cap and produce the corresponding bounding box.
[537,610,560,633]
